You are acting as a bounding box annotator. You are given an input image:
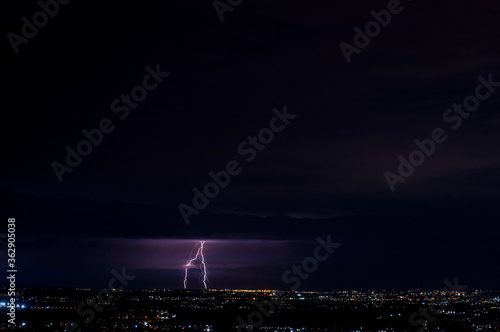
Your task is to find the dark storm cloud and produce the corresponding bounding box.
[2,0,500,289]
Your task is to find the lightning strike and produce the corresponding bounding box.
[183,241,209,289]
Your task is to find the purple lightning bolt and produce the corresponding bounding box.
[184,241,208,289]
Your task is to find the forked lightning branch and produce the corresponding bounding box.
[184,241,209,289]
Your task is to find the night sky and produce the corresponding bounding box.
[2,0,500,291]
